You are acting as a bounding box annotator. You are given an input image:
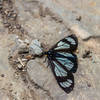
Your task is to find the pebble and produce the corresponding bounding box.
[7,11,12,17]
[1,74,5,77]
[21,58,28,62]
[27,60,47,87]
[15,37,25,47]
[29,39,43,55]
[16,24,21,29]
[17,64,23,70]
[18,46,29,54]
[15,37,29,54]
[24,39,30,45]
[76,16,82,21]
[10,13,17,20]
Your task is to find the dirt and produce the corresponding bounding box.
[0,0,100,100]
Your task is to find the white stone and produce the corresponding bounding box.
[29,39,43,55]
[24,39,30,44]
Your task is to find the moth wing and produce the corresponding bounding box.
[55,52,78,73]
[50,34,78,52]
[48,59,74,93]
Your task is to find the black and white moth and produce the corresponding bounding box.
[42,34,78,93]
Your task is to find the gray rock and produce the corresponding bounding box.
[24,39,30,45]
[15,36,25,47]
[18,44,29,54]
[13,36,29,54]
[17,64,23,70]
[27,59,50,87]
[29,39,43,55]
[27,59,66,99]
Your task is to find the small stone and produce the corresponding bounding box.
[10,13,17,20]
[29,39,43,55]
[76,16,82,21]
[25,55,33,60]
[7,11,12,17]
[21,58,28,62]
[27,60,48,87]
[14,37,29,54]
[14,73,20,79]
[24,39,30,45]
[87,83,91,87]
[15,37,23,46]
[12,13,17,18]
[20,28,25,34]
[16,24,21,29]
[1,74,5,77]
[17,64,23,70]
[4,9,9,15]
[15,38,23,45]
[51,15,63,22]
[18,47,29,54]
[8,25,13,31]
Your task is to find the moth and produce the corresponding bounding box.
[42,34,78,93]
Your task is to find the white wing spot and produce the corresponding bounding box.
[55,41,70,50]
[57,41,65,46]
[55,67,61,76]
[60,82,66,88]
[58,52,73,58]
[67,79,72,83]
[56,57,74,71]
[66,37,76,45]
[60,81,71,88]
[53,61,67,77]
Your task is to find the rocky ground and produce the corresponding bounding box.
[0,0,100,100]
